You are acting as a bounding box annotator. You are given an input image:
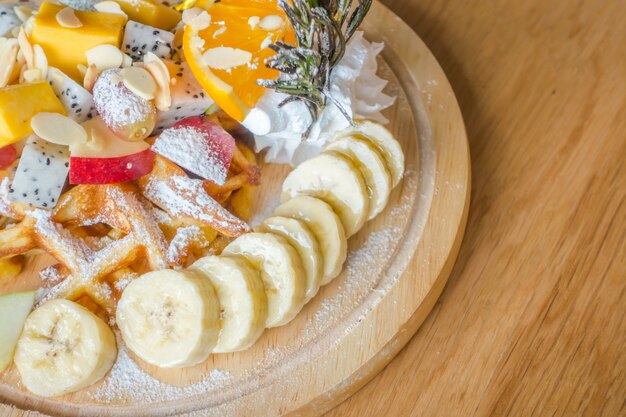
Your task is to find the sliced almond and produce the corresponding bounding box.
[56,7,82,29]
[77,63,88,78]
[122,53,133,67]
[248,16,260,30]
[85,44,123,72]
[0,39,19,88]
[120,67,157,100]
[22,68,42,83]
[144,52,171,110]
[260,33,273,49]
[182,8,211,31]
[94,1,127,18]
[13,6,35,23]
[17,27,33,69]
[23,15,36,35]
[202,46,252,70]
[31,112,88,146]
[258,15,283,31]
[33,45,48,79]
[145,61,171,111]
[83,64,98,92]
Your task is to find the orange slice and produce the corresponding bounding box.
[182,0,295,122]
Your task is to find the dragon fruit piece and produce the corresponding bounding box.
[10,136,69,209]
[58,0,98,11]
[0,4,22,36]
[122,21,174,62]
[154,62,214,134]
[47,67,96,123]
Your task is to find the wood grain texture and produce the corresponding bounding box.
[325,0,626,416]
[0,2,470,415]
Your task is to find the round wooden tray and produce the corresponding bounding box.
[0,2,470,416]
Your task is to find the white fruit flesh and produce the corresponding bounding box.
[281,151,369,237]
[72,117,150,158]
[190,255,268,353]
[334,120,405,187]
[222,233,306,328]
[258,216,323,302]
[116,269,220,368]
[11,135,70,209]
[325,135,392,220]
[0,291,35,372]
[273,196,347,285]
[14,299,117,397]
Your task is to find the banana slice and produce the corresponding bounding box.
[14,299,117,397]
[325,135,393,220]
[116,269,220,368]
[222,233,306,328]
[257,216,323,302]
[335,120,405,187]
[273,196,347,285]
[281,151,369,237]
[190,255,268,353]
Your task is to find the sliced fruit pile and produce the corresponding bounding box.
[110,120,405,368]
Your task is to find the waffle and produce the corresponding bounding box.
[0,143,258,314]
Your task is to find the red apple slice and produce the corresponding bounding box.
[151,116,235,186]
[69,117,155,184]
[0,145,17,169]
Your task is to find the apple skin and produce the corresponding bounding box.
[69,148,155,184]
[0,145,17,169]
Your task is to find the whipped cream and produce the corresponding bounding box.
[248,31,395,166]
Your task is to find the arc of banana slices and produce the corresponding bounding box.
[273,196,348,285]
[14,299,117,398]
[325,135,393,220]
[222,232,307,328]
[281,151,370,237]
[190,255,268,353]
[116,269,220,368]
[257,216,323,302]
[334,120,405,187]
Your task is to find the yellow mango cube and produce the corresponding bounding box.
[112,0,181,30]
[0,82,66,147]
[30,2,126,81]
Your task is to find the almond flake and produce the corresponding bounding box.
[120,67,157,100]
[122,53,133,67]
[260,33,273,49]
[0,39,18,88]
[33,45,48,79]
[22,68,42,83]
[17,27,33,68]
[258,15,283,31]
[83,64,98,92]
[56,7,82,29]
[94,1,128,18]
[144,52,171,111]
[182,8,211,31]
[248,16,260,29]
[202,46,252,70]
[31,112,88,146]
[77,63,88,78]
[86,44,123,72]
[14,6,35,23]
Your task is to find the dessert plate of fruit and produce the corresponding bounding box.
[0,0,469,415]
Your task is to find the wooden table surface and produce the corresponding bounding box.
[325,0,626,416]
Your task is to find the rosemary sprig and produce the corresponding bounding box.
[258,0,372,137]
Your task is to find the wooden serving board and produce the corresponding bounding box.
[0,2,470,416]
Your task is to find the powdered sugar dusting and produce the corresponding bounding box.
[91,337,232,404]
[93,68,155,132]
[152,126,229,185]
